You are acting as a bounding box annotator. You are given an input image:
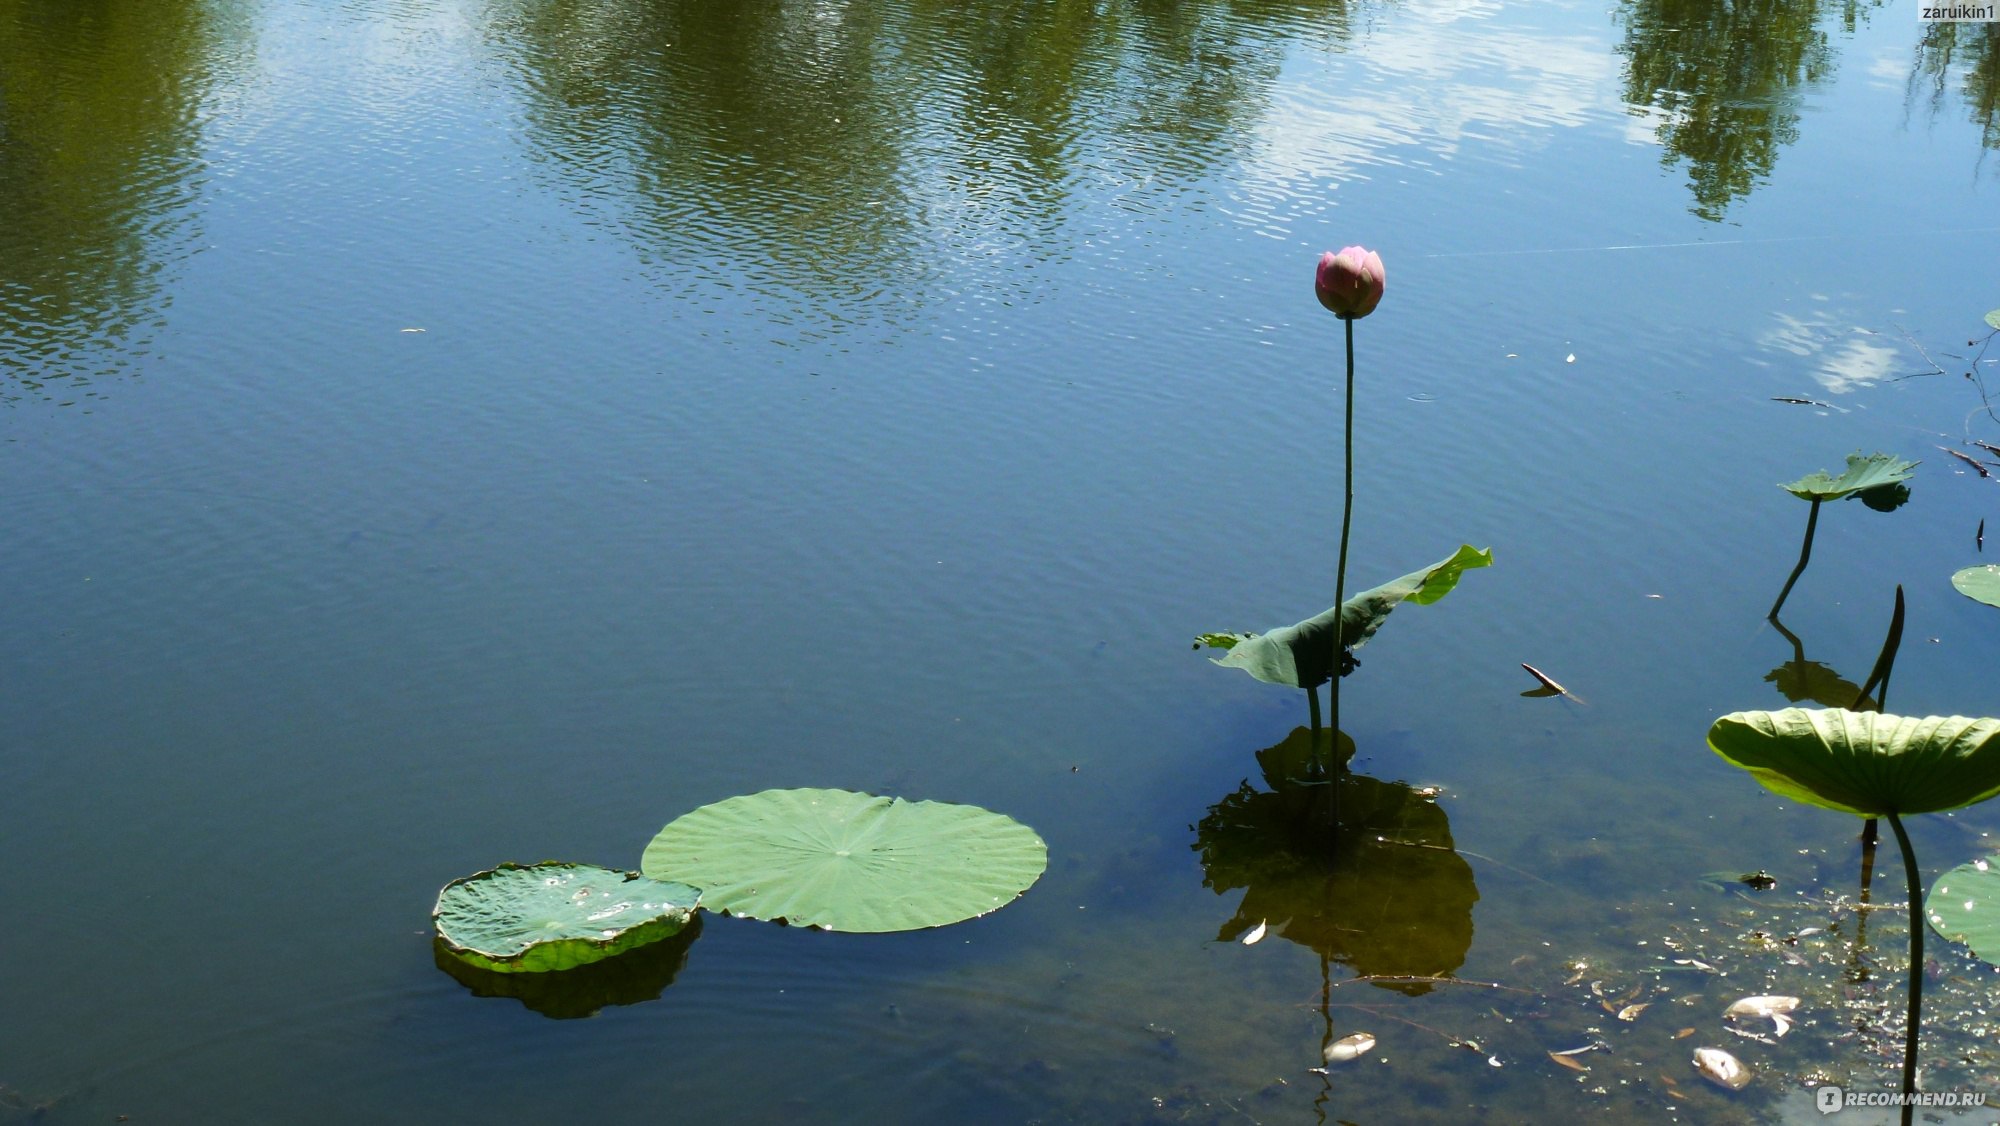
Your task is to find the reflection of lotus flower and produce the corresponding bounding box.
[1315,246,1385,319]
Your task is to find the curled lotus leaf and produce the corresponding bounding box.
[1200,545,1492,689]
[432,862,700,974]
[1707,708,2000,817]
[1780,452,1918,503]
[642,789,1047,933]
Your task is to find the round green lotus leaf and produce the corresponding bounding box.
[1928,858,2000,966]
[641,789,1047,932]
[1953,565,2000,609]
[1707,708,2000,816]
[433,862,701,974]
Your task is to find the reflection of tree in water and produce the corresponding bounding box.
[1193,727,1478,996]
[1616,0,1869,220]
[481,0,1358,325]
[0,0,233,403]
[1913,23,2000,152]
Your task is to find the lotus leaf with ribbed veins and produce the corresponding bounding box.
[1706,708,2000,816]
[433,862,700,974]
[641,789,1046,932]
[1198,545,1492,689]
[1780,452,1918,503]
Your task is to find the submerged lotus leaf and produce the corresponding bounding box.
[1202,545,1492,689]
[433,862,700,974]
[1780,452,1918,502]
[1707,708,2000,816]
[642,789,1047,932]
[1952,565,2000,609]
[1927,858,2000,966]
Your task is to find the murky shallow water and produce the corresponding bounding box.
[2,1,1998,1121]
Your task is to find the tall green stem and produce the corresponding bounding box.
[1768,498,1821,620]
[1328,316,1356,774]
[1886,811,1925,1125]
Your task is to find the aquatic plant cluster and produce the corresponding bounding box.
[428,263,2000,1120]
[1186,259,2000,1118]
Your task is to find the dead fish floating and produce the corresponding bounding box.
[1725,995,1800,1038]
[1323,1033,1376,1064]
[1693,1047,1752,1091]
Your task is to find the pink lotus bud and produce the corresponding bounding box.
[1315,246,1385,319]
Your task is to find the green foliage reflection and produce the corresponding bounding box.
[1194,729,1478,994]
[481,0,1360,318]
[0,0,235,400]
[1616,0,1867,219]
[1912,23,2000,151]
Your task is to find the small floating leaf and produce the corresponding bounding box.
[641,789,1047,932]
[1548,1051,1588,1072]
[1953,565,2000,610]
[1927,857,2000,966]
[1204,546,1493,688]
[1323,1033,1375,1063]
[1241,920,1268,946]
[1692,1047,1752,1091]
[432,862,700,975]
[1520,663,1567,696]
[1781,452,1919,502]
[1986,308,2000,331]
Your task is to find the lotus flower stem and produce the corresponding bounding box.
[1767,498,1821,620]
[1886,810,1924,1125]
[1327,316,1357,774]
[1306,684,1322,738]
[1854,586,1905,851]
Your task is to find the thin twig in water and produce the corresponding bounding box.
[1330,1002,1475,1046]
[1330,975,1533,994]
[1938,446,1992,478]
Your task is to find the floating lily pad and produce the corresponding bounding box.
[641,789,1047,932]
[1707,708,2000,816]
[1199,545,1492,689]
[1780,452,1918,503]
[1952,565,2000,609]
[1927,858,2000,966]
[433,862,700,974]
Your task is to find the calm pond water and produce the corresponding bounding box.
[4,1,1999,1122]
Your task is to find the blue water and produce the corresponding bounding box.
[3,1,1997,1121]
